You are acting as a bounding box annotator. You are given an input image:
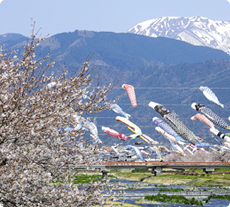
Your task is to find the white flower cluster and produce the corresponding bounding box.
[0,35,118,206]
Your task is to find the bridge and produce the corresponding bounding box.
[71,161,230,177]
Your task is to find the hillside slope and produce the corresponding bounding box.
[1,31,230,146]
[1,30,229,72]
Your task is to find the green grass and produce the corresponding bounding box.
[114,168,230,188]
[73,174,102,184]
[145,193,230,206]
[157,184,167,187]
[204,194,230,203]
[152,187,185,192]
[72,174,116,184]
[145,193,203,206]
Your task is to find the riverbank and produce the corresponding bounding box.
[110,168,230,187]
[83,168,230,206]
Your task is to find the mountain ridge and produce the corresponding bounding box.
[126,16,230,55]
[1,30,229,71]
[1,30,230,145]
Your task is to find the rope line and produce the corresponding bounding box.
[112,87,230,89]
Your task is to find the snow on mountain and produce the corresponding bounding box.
[126,16,230,55]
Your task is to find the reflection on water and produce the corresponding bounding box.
[109,179,230,207]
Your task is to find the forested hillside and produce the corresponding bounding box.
[98,60,230,146]
[1,31,230,146]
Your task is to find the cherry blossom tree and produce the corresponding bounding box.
[0,34,119,206]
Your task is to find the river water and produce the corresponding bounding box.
[108,179,230,207]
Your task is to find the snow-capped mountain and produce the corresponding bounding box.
[126,16,230,55]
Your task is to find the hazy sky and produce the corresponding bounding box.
[0,0,230,37]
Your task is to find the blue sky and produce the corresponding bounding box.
[0,0,230,37]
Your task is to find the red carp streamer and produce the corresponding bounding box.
[122,84,137,108]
